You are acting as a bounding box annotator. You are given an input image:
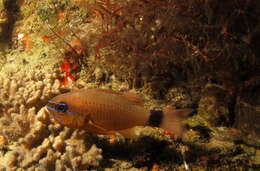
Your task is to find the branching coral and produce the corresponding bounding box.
[0,69,103,170]
[0,108,103,170]
[0,70,62,141]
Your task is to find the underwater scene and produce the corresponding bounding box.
[0,0,259,170]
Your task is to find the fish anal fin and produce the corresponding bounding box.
[122,92,144,106]
[161,106,193,138]
[118,126,144,140]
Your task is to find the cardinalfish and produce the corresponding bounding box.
[46,89,192,139]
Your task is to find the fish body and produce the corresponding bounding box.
[47,89,191,138]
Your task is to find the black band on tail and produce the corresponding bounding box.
[148,110,163,127]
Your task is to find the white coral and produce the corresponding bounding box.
[82,144,103,167]
[0,104,103,170]
[0,68,103,170]
[0,70,61,116]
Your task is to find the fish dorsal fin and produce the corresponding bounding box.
[121,92,144,106]
[95,89,122,95]
[95,89,144,106]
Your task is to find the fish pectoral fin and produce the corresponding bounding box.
[122,92,144,106]
[86,120,116,135]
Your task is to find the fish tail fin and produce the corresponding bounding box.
[160,106,192,138]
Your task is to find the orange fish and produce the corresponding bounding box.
[46,89,192,138]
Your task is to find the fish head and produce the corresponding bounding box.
[46,92,89,129]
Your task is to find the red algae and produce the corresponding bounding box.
[59,61,79,86]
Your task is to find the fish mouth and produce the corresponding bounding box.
[46,110,63,124]
[52,113,64,124]
[46,101,58,111]
[46,101,65,124]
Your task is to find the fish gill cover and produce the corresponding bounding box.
[0,0,259,170]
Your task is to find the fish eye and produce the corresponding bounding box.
[55,102,68,113]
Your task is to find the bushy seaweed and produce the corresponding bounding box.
[91,0,260,96]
